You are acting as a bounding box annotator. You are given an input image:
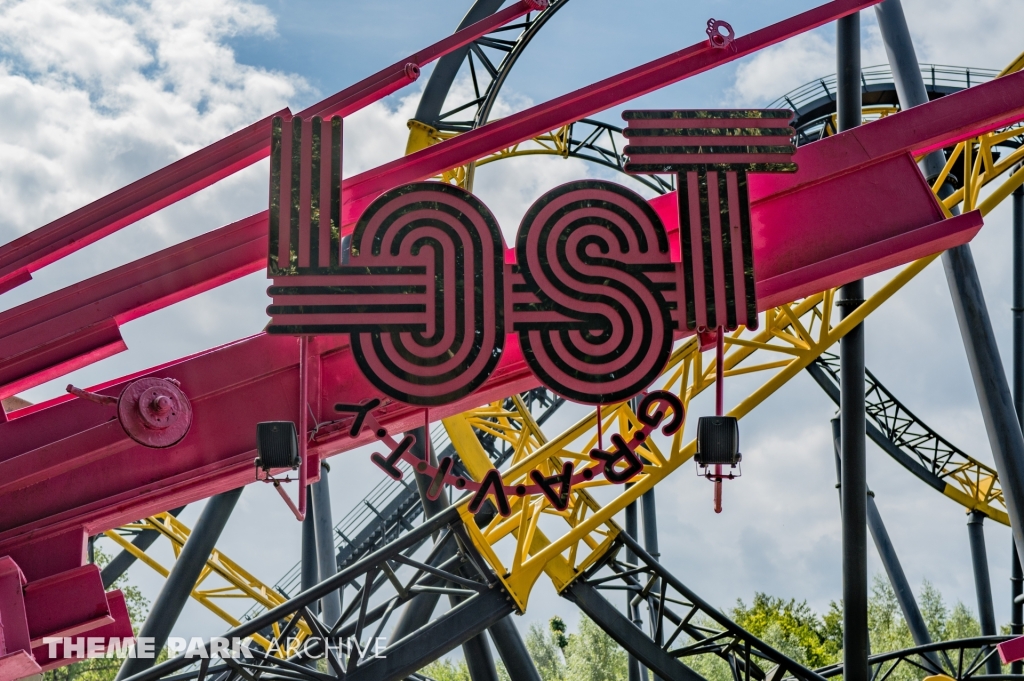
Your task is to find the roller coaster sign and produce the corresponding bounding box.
[265,110,796,406]
[335,390,683,517]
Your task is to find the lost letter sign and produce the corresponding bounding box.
[265,111,796,406]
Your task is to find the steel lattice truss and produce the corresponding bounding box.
[566,532,827,681]
[242,390,565,620]
[807,354,1007,522]
[126,507,513,681]
[815,636,1010,681]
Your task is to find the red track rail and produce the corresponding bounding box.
[5,0,1019,557]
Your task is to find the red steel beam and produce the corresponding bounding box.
[0,202,976,549]
[0,215,265,399]
[2,67,1021,401]
[0,64,1003,546]
[2,0,1021,553]
[0,0,889,398]
[0,0,540,295]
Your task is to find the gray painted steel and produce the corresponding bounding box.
[1014,183,1024,676]
[302,485,318,594]
[115,488,243,680]
[312,463,343,627]
[393,427,537,681]
[641,490,660,561]
[120,506,501,681]
[876,0,1024,566]
[398,428,498,681]
[1014,541,1023,674]
[347,589,514,681]
[967,511,1000,674]
[873,0,946,180]
[1015,184,1024,431]
[943,243,1024,559]
[837,11,869,681]
[489,617,543,681]
[412,0,505,125]
[624,489,644,681]
[641,488,662,681]
[831,420,932,649]
[565,581,706,681]
[390,430,446,640]
[638,489,663,679]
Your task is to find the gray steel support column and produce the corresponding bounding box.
[460,627,500,681]
[877,0,1024,568]
[346,590,514,681]
[1013,540,1023,674]
[832,420,930,648]
[640,489,662,681]
[640,490,660,562]
[565,582,704,681]
[967,511,1000,674]
[837,11,868,681]
[392,430,448,641]
[115,488,243,680]
[488,618,543,681]
[301,485,319,594]
[867,496,933,647]
[392,427,535,681]
[312,462,342,627]
[101,507,186,589]
[624,490,644,681]
[1014,183,1024,676]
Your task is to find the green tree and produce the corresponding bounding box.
[524,620,566,681]
[418,577,985,681]
[422,657,471,681]
[562,615,627,681]
[866,574,915,656]
[732,594,841,668]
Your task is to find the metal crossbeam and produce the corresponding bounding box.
[243,391,565,621]
[808,354,1008,523]
[441,63,1024,609]
[566,532,826,681]
[121,507,511,681]
[104,512,313,657]
[815,636,1016,681]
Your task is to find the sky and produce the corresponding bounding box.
[2,0,1024,665]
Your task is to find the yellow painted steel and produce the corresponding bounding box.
[447,260,926,610]
[440,80,1024,608]
[104,513,311,657]
[405,119,578,188]
[113,56,1024,626]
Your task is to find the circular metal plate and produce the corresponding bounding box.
[117,377,192,448]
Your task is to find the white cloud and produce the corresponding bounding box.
[729,31,842,107]
[0,0,303,246]
[727,1,1024,107]
[0,0,313,399]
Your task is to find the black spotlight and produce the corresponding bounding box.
[255,421,300,471]
[695,416,741,466]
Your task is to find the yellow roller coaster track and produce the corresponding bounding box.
[440,66,1024,611]
[111,53,1024,633]
[104,514,311,657]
